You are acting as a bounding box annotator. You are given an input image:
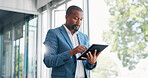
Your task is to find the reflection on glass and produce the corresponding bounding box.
[19,37,24,78]
[54,11,65,27]
[13,17,37,78]
[0,14,37,78]
[2,30,13,78]
[28,18,37,78]
[0,33,2,77]
[52,4,66,28]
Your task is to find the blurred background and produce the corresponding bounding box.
[0,0,147,78]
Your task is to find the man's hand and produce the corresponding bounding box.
[81,49,101,64]
[69,45,87,56]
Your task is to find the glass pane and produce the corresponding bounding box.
[13,25,25,78]
[2,30,13,78]
[67,0,83,9]
[14,40,20,78]
[19,38,25,78]
[19,25,25,78]
[54,11,65,28]
[42,11,48,41]
[12,17,37,78]
[56,4,65,10]
[0,10,37,78]
[0,33,2,77]
[41,11,51,78]
[27,18,37,78]
[52,5,66,28]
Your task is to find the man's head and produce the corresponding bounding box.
[65,5,83,33]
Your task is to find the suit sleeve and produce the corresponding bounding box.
[43,30,71,68]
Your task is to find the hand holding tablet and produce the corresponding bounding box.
[77,44,108,60]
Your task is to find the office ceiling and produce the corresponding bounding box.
[0,10,33,28]
[0,10,16,23]
[0,10,9,20]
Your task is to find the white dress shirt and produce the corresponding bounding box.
[64,25,85,78]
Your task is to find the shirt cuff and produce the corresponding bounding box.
[89,62,97,68]
[90,63,96,68]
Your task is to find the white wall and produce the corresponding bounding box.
[0,0,38,14]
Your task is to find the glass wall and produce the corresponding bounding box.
[28,17,37,78]
[0,32,2,76]
[0,32,2,77]
[13,17,37,78]
[0,11,37,78]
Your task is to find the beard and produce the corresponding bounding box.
[71,24,80,32]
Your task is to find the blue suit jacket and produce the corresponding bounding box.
[43,25,96,78]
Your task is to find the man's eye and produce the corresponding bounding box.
[74,18,78,20]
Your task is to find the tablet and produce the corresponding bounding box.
[77,44,108,60]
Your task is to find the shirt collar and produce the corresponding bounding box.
[63,24,78,35]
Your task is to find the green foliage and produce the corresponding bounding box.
[14,45,23,78]
[103,0,148,70]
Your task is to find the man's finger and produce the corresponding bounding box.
[96,52,101,57]
[87,53,90,59]
[81,57,87,60]
[79,45,87,49]
[81,46,87,51]
[93,49,97,56]
[88,52,93,58]
[80,47,86,52]
[78,45,87,52]
[82,45,87,49]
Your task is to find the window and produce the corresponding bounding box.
[52,4,66,28]
[89,0,148,78]
[0,12,37,78]
[13,17,37,78]
[2,29,13,78]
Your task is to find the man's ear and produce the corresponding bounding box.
[65,14,68,20]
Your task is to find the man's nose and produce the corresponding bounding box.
[76,19,81,25]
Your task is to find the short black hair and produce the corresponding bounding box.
[66,5,83,16]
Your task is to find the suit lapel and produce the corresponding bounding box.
[60,25,74,49]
